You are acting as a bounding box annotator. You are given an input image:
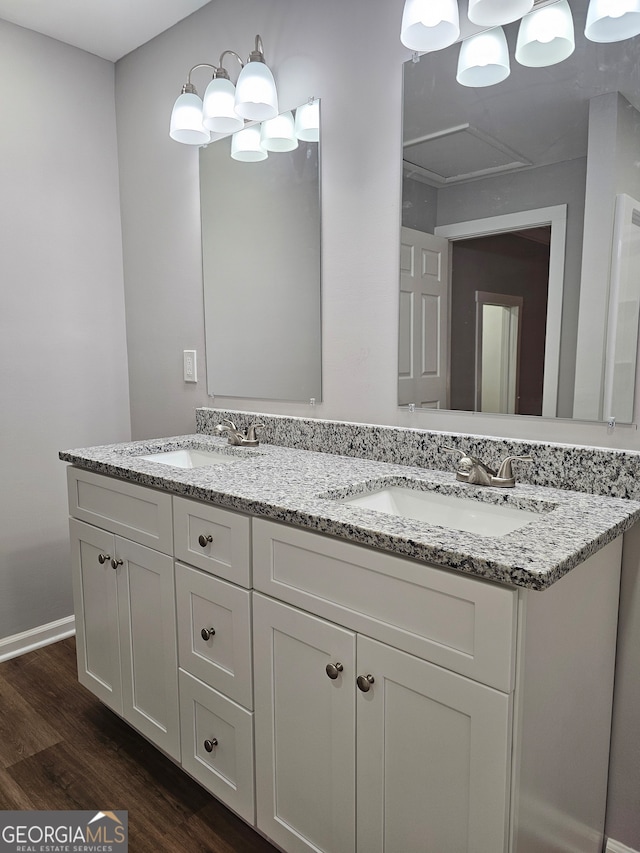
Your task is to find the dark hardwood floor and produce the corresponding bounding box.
[0,637,278,852]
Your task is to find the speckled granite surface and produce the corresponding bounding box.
[197,408,640,499]
[59,430,640,591]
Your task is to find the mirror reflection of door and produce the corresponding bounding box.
[399,227,450,408]
[449,228,551,416]
[476,293,523,414]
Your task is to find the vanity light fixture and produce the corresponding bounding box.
[169,34,278,145]
[234,35,279,121]
[169,84,210,145]
[231,125,268,162]
[294,98,320,142]
[456,26,511,86]
[400,0,460,51]
[585,0,640,42]
[467,0,533,27]
[260,111,298,152]
[516,0,575,66]
[202,52,245,134]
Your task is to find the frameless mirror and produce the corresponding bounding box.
[400,2,640,422]
[201,102,321,402]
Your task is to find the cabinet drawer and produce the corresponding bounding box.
[67,467,173,554]
[173,497,251,587]
[253,519,517,693]
[176,562,253,709]
[179,669,255,825]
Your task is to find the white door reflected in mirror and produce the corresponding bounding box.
[476,293,523,415]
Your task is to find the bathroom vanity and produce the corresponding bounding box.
[61,418,640,853]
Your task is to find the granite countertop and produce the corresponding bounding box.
[59,433,640,591]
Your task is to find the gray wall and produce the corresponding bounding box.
[0,20,130,642]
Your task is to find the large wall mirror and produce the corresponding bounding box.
[201,101,321,402]
[400,2,640,422]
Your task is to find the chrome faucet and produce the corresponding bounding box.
[444,447,532,488]
[215,418,264,447]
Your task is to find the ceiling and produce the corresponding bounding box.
[0,0,213,62]
[403,2,640,187]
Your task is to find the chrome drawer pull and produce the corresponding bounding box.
[204,738,218,753]
[198,534,213,548]
[200,627,216,641]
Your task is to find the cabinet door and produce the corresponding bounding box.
[69,519,122,714]
[356,636,511,853]
[115,536,180,760]
[253,594,356,853]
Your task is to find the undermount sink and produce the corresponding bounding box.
[339,485,544,536]
[139,448,247,469]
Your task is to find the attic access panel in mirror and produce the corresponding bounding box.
[400,3,640,423]
[201,103,321,403]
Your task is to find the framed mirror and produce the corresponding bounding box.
[201,101,321,402]
[400,2,640,422]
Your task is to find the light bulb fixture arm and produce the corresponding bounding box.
[182,62,217,94]
[247,34,267,63]
[214,50,244,81]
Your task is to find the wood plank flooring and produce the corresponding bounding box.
[0,637,278,852]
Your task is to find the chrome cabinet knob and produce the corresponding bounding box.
[357,674,375,692]
[204,738,218,752]
[200,627,216,641]
[110,558,123,570]
[198,534,213,548]
[325,662,344,680]
[97,553,111,565]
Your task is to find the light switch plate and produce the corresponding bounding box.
[183,350,197,383]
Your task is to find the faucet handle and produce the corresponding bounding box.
[443,446,494,485]
[493,455,533,487]
[216,418,237,435]
[244,422,264,445]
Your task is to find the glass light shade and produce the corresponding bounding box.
[468,0,533,26]
[457,27,511,87]
[516,0,575,66]
[295,100,320,142]
[400,0,460,51]
[234,61,278,121]
[585,0,640,42]
[202,77,244,133]
[231,125,268,161]
[169,92,210,145]
[260,111,298,152]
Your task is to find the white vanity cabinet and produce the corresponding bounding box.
[252,518,622,853]
[66,467,624,853]
[252,520,514,853]
[67,468,180,760]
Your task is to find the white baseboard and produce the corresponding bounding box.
[0,616,75,663]
[607,839,640,853]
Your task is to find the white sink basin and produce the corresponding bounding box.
[340,486,542,536]
[140,448,245,468]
